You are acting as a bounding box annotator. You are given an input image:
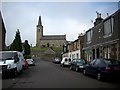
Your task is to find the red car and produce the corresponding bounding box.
[22,59,29,69]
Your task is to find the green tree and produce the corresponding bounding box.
[23,40,31,55]
[10,29,22,52]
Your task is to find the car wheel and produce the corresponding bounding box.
[13,68,18,77]
[97,72,102,81]
[75,67,79,72]
[20,69,23,74]
[83,69,86,75]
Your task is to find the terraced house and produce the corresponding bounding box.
[83,9,120,62]
[63,33,84,60]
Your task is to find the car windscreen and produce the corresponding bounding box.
[76,60,85,64]
[65,59,67,61]
[27,59,33,61]
[68,59,71,61]
[0,52,17,60]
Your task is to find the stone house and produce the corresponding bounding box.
[63,33,84,60]
[83,9,120,62]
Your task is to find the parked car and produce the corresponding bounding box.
[61,57,71,67]
[70,59,86,72]
[83,58,120,81]
[52,57,61,64]
[0,51,23,78]
[26,59,35,66]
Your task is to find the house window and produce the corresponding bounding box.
[77,41,79,49]
[76,53,79,59]
[103,17,114,37]
[108,47,111,59]
[86,29,93,44]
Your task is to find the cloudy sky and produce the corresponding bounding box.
[1,0,119,46]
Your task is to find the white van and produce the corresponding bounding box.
[61,57,71,67]
[0,51,23,77]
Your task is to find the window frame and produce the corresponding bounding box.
[86,29,93,44]
[103,16,114,38]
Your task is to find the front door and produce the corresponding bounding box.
[96,48,99,58]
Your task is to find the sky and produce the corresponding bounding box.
[1,0,119,46]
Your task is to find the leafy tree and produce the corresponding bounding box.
[10,29,22,52]
[23,40,31,55]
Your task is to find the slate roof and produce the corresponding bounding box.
[41,35,66,40]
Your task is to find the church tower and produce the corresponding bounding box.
[36,16,43,47]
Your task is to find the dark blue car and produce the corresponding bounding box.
[83,58,120,81]
[70,59,86,72]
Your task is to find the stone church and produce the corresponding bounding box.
[36,16,66,47]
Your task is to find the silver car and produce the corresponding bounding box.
[26,59,35,66]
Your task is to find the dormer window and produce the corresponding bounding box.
[103,17,114,38]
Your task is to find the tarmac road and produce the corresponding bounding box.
[2,59,120,88]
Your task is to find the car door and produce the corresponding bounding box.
[91,59,101,76]
[14,55,20,72]
[73,60,77,70]
[19,53,23,71]
[86,59,96,75]
[16,53,22,72]
[13,53,20,72]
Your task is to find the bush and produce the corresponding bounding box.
[24,55,31,59]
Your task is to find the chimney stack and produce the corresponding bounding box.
[94,11,103,26]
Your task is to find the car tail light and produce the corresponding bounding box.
[105,66,111,71]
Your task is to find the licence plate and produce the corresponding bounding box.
[79,66,83,68]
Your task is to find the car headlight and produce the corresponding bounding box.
[7,64,11,69]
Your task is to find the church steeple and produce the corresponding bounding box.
[36,16,43,47]
[38,16,42,26]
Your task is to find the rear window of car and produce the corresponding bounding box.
[69,59,71,61]
[65,59,67,61]
[27,59,33,61]
[77,60,85,64]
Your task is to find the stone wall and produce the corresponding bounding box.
[40,40,66,47]
[31,48,56,61]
